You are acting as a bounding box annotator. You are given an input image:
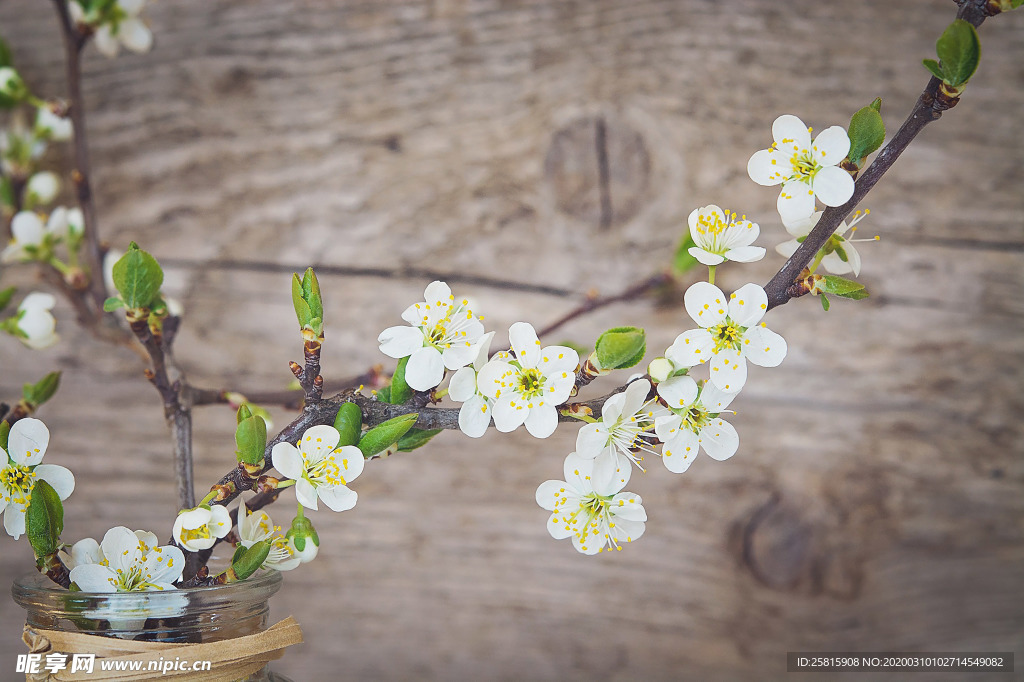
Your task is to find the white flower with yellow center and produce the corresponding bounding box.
[0,418,74,539]
[447,331,498,438]
[666,282,787,394]
[272,425,364,512]
[69,526,184,593]
[687,205,765,266]
[654,377,738,473]
[476,322,578,438]
[237,499,301,572]
[536,452,645,555]
[575,378,665,473]
[777,209,877,277]
[378,280,486,392]
[171,504,231,552]
[747,114,855,221]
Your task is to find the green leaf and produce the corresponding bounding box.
[111,242,163,310]
[934,19,981,87]
[375,386,391,403]
[820,293,830,312]
[397,428,442,452]
[26,480,64,559]
[387,356,412,405]
[0,176,13,207]
[820,275,870,301]
[0,36,12,67]
[102,296,125,312]
[672,234,700,276]
[24,372,60,407]
[333,402,363,447]
[594,326,646,370]
[236,404,253,424]
[235,415,267,466]
[0,421,8,450]
[0,286,15,312]
[358,413,418,458]
[291,273,312,328]
[1012,0,1023,9]
[231,540,270,581]
[922,58,945,81]
[847,100,886,166]
[286,514,319,552]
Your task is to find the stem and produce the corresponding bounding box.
[807,249,826,275]
[763,0,992,310]
[707,265,716,286]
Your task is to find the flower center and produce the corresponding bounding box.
[709,320,744,352]
[1,464,36,506]
[789,152,820,184]
[180,525,212,544]
[306,454,344,487]
[516,368,545,399]
[421,299,477,351]
[683,405,711,432]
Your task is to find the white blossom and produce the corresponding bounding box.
[0,418,74,539]
[378,280,486,391]
[776,209,877,277]
[171,504,231,552]
[1,211,63,263]
[7,293,59,350]
[687,205,765,266]
[35,107,73,142]
[476,322,578,438]
[747,114,854,221]
[25,172,60,206]
[575,378,664,472]
[666,282,787,393]
[71,0,153,58]
[654,377,738,473]
[272,425,364,512]
[447,331,497,438]
[535,452,645,555]
[237,499,301,572]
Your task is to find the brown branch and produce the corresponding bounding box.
[51,0,106,310]
[764,0,993,310]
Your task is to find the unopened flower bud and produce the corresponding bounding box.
[647,357,674,383]
[286,515,319,564]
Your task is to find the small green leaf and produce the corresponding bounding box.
[594,326,646,370]
[820,275,870,301]
[934,19,981,87]
[0,286,15,312]
[231,540,270,580]
[236,404,253,424]
[358,413,418,458]
[820,293,830,312]
[291,273,312,329]
[235,415,267,466]
[24,372,60,407]
[375,386,391,403]
[672,234,700,276]
[0,421,8,450]
[26,480,64,559]
[102,296,125,312]
[387,356,412,405]
[1012,0,1023,9]
[333,402,363,447]
[847,100,886,166]
[111,242,163,310]
[397,428,442,452]
[0,177,13,207]
[922,58,945,81]
[286,515,319,552]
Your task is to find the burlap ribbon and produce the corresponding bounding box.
[21,617,303,682]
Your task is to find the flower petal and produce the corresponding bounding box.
[405,346,445,390]
[476,360,514,400]
[458,396,491,438]
[423,281,452,309]
[812,165,855,207]
[536,346,579,376]
[723,245,765,263]
[698,380,737,413]
[491,395,527,432]
[728,283,768,327]
[772,114,812,150]
[575,422,610,458]
[34,464,75,500]
[777,181,817,221]
[535,479,567,512]
[11,212,45,246]
[684,281,728,328]
[709,348,747,393]
[271,442,304,480]
[378,325,425,359]
[9,417,49,466]
[101,526,142,573]
[447,367,477,403]
[316,484,358,512]
[700,419,739,461]
[295,479,319,511]
[441,342,477,370]
[747,149,787,186]
[662,431,699,473]
[775,239,800,258]
[689,247,726,266]
[509,322,542,368]
[742,325,787,368]
[654,414,682,443]
[94,25,120,57]
[298,424,341,462]
[656,375,697,410]
[119,18,153,53]
[524,404,558,439]
[70,564,117,592]
[665,329,714,368]
[812,125,851,163]
[4,506,26,539]
[619,378,651,418]
[335,445,365,483]
[145,545,185,585]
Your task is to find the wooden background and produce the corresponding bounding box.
[1,1,1022,679]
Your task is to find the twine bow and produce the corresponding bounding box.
[21,617,303,681]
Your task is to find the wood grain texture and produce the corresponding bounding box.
[1,0,1022,680]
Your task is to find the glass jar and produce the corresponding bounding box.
[13,570,293,681]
